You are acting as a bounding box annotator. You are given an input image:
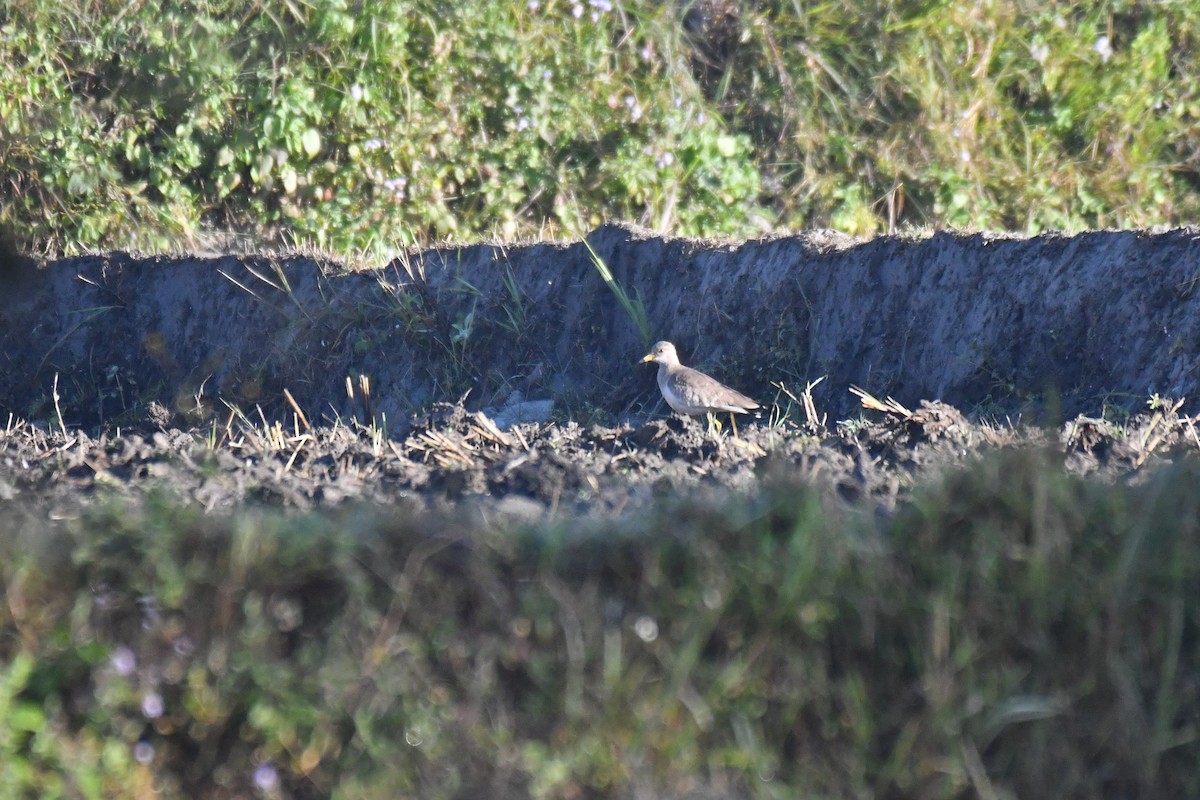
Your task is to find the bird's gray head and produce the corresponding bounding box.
[641,340,680,366]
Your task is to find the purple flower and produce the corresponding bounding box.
[134,741,155,764]
[141,691,163,719]
[111,646,136,677]
[254,763,279,791]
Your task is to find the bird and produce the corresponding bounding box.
[640,340,759,436]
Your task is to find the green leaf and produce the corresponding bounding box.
[9,702,45,733]
[302,128,321,157]
[252,153,274,184]
[67,172,93,195]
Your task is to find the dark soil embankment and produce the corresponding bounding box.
[3,225,1200,515]
[5,224,1200,433]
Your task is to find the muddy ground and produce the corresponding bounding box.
[4,224,1200,516]
[3,391,1198,523]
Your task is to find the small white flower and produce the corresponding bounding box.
[572,3,583,18]
[133,741,155,765]
[383,177,408,198]
[141,691,163,719]
[528,0,539,9]
[589,0,613,10]
[111,646,136,677]
[350,84,363,101]
[1030,42,1049,64]
[655,152,675,169]
[542,69,553,81]
[1094,35,1113,63]
[363,138,383,151]
[634,615,658,642]
[516,116,531,131]
[254,763,278,791]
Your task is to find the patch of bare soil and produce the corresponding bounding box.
[3,396,1198,521]
[4,224,1200,514]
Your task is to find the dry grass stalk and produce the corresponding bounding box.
[282,388,312,432]
[1136,397,1186,467]
[468,411,512,447]
[801,376,827,430]
[850,385,912,418]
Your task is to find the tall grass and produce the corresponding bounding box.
[584,239,651,347]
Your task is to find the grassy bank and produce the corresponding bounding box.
[4,1,1200,255]
[1,447,1196,798]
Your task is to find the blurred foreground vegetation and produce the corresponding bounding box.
[4,1,1200,255]
[1,448,1197,798]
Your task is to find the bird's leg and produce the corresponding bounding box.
[729,412,739,439]
[705,412,722,437]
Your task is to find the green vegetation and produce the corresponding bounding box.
[4,1,1200,255]
[1,449,1197,798]
[585,239,652,348]
[4,5,1200,793]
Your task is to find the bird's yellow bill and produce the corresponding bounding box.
[640,353,655,363]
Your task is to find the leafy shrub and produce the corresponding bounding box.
[0,0,768,255]
[3,1,1200,252]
